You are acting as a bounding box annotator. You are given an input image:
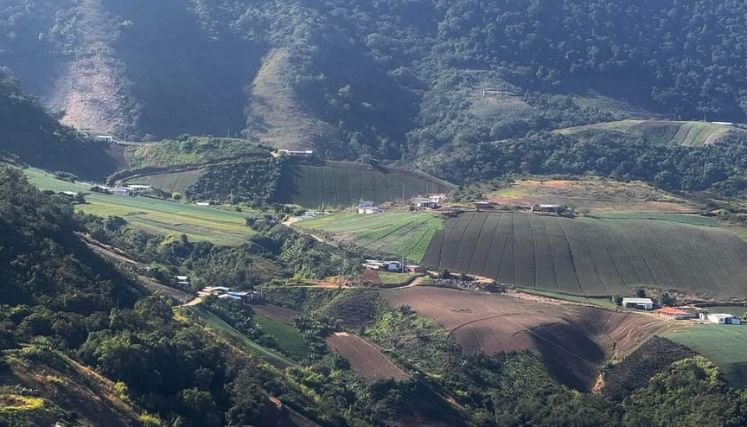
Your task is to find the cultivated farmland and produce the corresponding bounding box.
[556,119,745,146]
[383,287,676,390]
[325,332,410,382]
[275,161,454,208]
[294,212,443,262]
[664,325,747,388]
[25,168,254,245]
[423,212,747,298]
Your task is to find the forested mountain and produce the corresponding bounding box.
[3,0,747,163]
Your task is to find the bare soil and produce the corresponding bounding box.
[488,178,697,213]
[383,287,677,390]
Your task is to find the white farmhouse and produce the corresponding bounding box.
[622,297,654,310]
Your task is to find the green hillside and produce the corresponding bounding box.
[275,161,455,208]
[557,120,744,146]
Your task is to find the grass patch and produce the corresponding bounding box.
[516,288,618,308]
[377,272,419,286]
[664,324,747,388]
[180,306,297,369]
[254,314,307,360]
[296,212,443,262]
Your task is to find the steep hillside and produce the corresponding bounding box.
[6,0,747,164]
[0,72,125,179]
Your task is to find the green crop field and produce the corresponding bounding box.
[664,325,747,388]
[295,212,444,262]
[557,120,743,146]
[254,314,307,360]
[25,168,253,246]
[181,306,296,369]
[276,161,455,208]
[422,212,747,298]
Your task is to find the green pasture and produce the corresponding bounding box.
[254,314,307,360]
[295,212,444,262]
[25,168,253,246]
[181,306,297,369]
[665,324,747,388]
[588,212,719,227]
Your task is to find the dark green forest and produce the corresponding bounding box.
[3,0,747,162]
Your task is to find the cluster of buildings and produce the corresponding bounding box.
[198,286,262,305]
[361,260,423,273]
[622,297,743,325]
[357,193,448,215]
[92,184,154,196]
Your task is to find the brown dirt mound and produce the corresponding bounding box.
[383,287,675,390]
[326,332,409,383]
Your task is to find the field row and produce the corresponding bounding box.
[276,161,453,208]
[423,212,747,297]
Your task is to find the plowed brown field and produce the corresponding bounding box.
[383,287,677,390]
[326,332,409,382]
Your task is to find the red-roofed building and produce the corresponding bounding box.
[656,307,697,320]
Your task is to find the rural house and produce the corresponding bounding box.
[531,204,568,216]
[358,201,383,215]
[277,149,314,157]
[362,260,403,272]
[655,307,697,320]
[622,297,654,310]
[411,197,439,210]
[475,201,496,211]
[706,313,742,325]
[219,291,262,305]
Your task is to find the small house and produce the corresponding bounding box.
[412,197,439,210]
[406,265,425,273]
[475,201,495,212]
[95,135,115,143]
[531,204,564,215]
[175,276,189,282]
[219,291,262,305]
[429,193,447,203]
[707,313,742,325]
[196,202,211,206]
[277,149,314,157]
[358,201,382,215]
[655,307,696,320]
[622,297,654,310]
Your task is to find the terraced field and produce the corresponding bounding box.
[276,161,454,208]
[557,119,744,146]
[423,212,747,298]
[384,287,676,390]
[294,212,443,262]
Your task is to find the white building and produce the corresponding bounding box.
[622,297,654,310]
[277,149,314,157]
[707,313,742,325]
[358,201,382,215]
[412,197,438,209]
